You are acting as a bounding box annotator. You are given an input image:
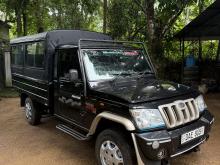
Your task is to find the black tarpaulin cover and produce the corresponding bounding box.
[10,30,112,81]
[10,30,112,50]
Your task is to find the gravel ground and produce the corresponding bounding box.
[0,94,219,165]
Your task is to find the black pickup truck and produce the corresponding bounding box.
[11,30,214,165]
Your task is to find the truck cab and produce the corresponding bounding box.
[11,30,214,165]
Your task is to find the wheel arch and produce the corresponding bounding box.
[88,112,135,136]
[20,93,28,107]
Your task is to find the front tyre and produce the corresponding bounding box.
[95,129,136,165]
[24,97,41,125]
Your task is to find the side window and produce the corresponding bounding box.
[25,42,45,68]
[11,45,24,66]
[59,49,81,80]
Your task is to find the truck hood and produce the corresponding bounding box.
[89,77,195,103]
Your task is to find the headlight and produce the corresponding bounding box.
[195,95,207,112]
[130,109,165,130]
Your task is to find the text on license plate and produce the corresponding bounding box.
[181,126,205,144]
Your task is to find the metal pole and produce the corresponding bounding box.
[216,40,220,87]
[198,39,202,82]
[198,0,203,83]
[179,39,182,82]
[216,40,220,62]
[181,39,185,83]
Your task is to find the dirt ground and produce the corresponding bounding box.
[0,94,220,165]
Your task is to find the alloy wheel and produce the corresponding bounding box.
[25,102,32,120]
[100,140,124,165]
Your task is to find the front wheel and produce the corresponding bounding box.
[95,129,136,165]
[24,97,41,125]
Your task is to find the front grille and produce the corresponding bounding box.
[158,98,199,128]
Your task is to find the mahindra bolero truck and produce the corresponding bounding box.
[10,30,214,165]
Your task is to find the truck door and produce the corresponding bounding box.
[54,48,85,126]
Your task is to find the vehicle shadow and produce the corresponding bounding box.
[37,116,97,165]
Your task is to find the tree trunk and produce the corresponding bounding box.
[22,0,28,36]
[103,0,107,33]
[144,0,164,64]
[145,0,155,44]
[57,9,63,29]
[15,7,22,37]
[35,0,44,33]
[22,11,27,36]
[144,0,166,74]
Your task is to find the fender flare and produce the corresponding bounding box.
[87,112,135,136]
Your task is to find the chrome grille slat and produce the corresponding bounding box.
[184,104,191,122]
[158,98,199,128]
[167,106,176,127]
[192,100,199,118]
[186,101,195,120]
[171,106,178,121]
[173,105,184,125]
[162,107,170,125]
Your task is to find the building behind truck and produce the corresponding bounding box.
[0,20,10,89]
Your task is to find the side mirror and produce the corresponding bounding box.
[69,69,78,82]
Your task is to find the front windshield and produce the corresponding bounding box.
[82,49,153,81]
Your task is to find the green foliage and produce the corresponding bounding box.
[0,0,217,62]
[108,0,145,40]
[0,0,102,38]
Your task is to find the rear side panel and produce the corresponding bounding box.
[12,72,49,106]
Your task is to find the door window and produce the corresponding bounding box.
[59,49,81,80]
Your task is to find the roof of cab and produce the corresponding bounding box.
[10,30,112,45]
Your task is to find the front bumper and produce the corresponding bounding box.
[135,110,214,162]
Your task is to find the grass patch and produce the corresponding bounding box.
[0,88,19,98]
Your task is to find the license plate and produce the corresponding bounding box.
[181,126,205,144]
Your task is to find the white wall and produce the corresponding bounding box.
[4,51,12,87]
